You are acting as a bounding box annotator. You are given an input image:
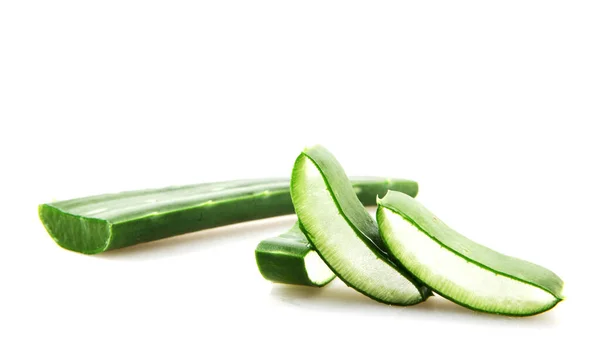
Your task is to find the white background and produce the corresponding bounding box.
[1,1,599,350]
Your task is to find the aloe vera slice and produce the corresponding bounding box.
[291,145,431,305]
[40,179,295,254]
[256,177,420,287]
[256,222,335,286]
[377,191,564,316]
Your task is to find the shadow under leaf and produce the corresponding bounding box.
[271,281,560,326]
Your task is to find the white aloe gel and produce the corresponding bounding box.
[304,251,335,286]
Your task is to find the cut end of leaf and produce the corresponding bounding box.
[376,191,389,205]
[39,204,112,254]
[304,251,336,286]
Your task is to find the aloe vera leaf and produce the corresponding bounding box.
[39,179,294,254]
[290,145,431,305]
[377,190,564,316]
[256,222,334,286]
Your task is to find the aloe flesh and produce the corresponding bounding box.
[291,145,431,305]
[377,191,564,316]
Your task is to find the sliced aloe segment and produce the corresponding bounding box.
[256,177,420,287]
[256,222,335,287]
[377,191,564,316]
[291,145,430,305]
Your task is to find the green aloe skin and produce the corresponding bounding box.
[377,191,564,316]
[256,178,420,287]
